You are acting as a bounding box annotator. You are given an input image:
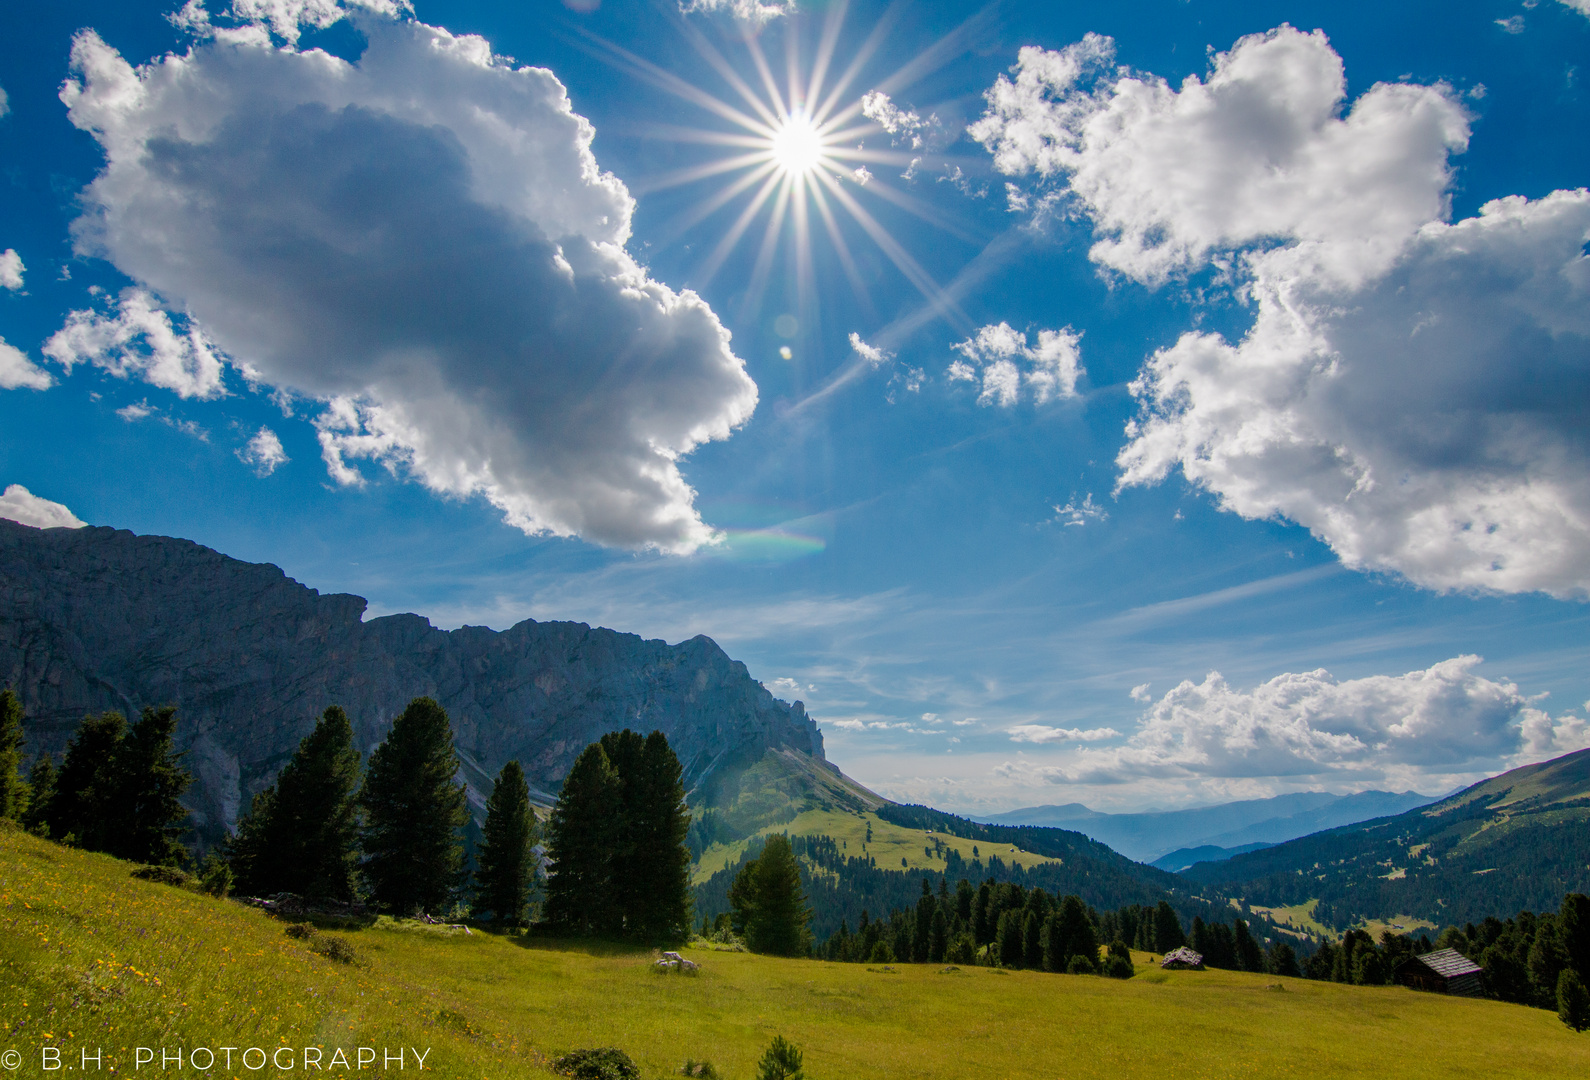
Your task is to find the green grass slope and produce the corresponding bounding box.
[6,824,1587,1079]
[1181,748,1590,929]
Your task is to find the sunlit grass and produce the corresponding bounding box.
[4,824,1587,1079]
[691,808,1063,885]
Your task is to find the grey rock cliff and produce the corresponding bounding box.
[0,519,826,839]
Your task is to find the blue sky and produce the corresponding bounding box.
[1,0,1588,813]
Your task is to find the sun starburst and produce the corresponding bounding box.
[584,2,982,330]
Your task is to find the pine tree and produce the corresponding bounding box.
[543,742,622,934]
[754,1036,804,1080]
[22,754,55,833]
[1559,968,1590,1033]
[1153,900,1186,952]
[1563,893,1590,984]
[475,760,538,927]
[50,711,127,848]
[996,909,1024,968]
[1234,918,1265,973]
[229,705,362,902]
[358,697,468,914]
[627,731,692,942]
[1266,941,1301,978]
[914,879,935,963]
[745,834,812,957]
[598,729,646,931]
[99,706,192,865]
[929,907,949,963]
[0,689,26,822]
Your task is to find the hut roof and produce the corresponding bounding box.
[1161,946,1204,968]
[1405,949,1482,978]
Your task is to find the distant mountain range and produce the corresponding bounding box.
[978,789,1439,863]
[1180,747,1590,929]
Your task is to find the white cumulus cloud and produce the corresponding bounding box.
[975,25,1590,597]
[1118,191,1590,597]
[0,340,51,391]
[1129,683,1152,703]
[0,485,87,529]
[58,5,756,554]
[971,26,1469,287]
[44,290,228,400]
[237,426,289,476]
[679,0,794,24]
[1008,724,1122,744]
[0,249,23,291]
[948,322,1083,407]
[1030,656,1590,787]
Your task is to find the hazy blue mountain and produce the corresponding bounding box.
[979,789,1437,862]
[1150,842,1275,873]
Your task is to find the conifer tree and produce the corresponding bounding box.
[627,730,692,941]
[1559,968,1590,1032]
[1234,918,1265,973]
[0,689,26,822]
[996,909,1024,968]
[230,705,362,902]
[22,754,55,833]
[1562,893,1590,984]
[1153,900,1186,952]
[543,742,621,934]
[598,729,646,929]
[358,697,468,914]
[745,834,812,957]
[49,711,127,848]
[100,706,193,866]
[475,759,538,927]
[914,879,935,963]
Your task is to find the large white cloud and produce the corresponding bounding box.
[0,340,51,391]
[0,485,87,529]
[57,4,757,552]
[1009,656,1590,788]
[974,25,1590,596]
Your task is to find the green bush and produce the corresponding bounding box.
[867,941,895,964]
[1103,953,1135,979]
[131,864,192,888]
[553,1047,640,1080]
[679,1060,720,1078]
[755,1036,804,1080]
[284,922,317,941]
[1065,953,1098,975]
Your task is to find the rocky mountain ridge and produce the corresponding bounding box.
[0,519,827,842]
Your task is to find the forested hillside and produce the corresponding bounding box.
[1181,748,1590,928]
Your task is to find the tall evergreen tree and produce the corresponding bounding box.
[229,705,362,902]
[543,742,622,934]
[996,909,1024,968]
[1559,969,1590,1033]
[22,754,55,833]
[627,731,692,942]
[744,834,812,957]
[1561,893,1590,984]
[1153,900,1186,952]
[49,711,127,848]
[0,689,26,822]
[99,706,193,866]
[475,760,538,927]
[358,697,468,914]
[914,879,935,963]
[1233,919,1265,973]
[598,730,646,930]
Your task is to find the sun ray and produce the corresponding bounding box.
[628,151,774,197]
[647,161,781,245]
[805,0,849,121]
[811,0,907,126]
[693,167,786,287]
[740,180,794,323]
[807,177,876,317]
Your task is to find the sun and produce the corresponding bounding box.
[769,112,827,177]
[582,5,971,322]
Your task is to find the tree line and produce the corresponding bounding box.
[0,690,693,940]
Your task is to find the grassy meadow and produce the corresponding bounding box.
[4,823,1588,1079]
[691,809,1061,885]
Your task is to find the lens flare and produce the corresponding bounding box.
[770,112,826,177]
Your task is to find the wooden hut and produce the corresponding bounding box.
[1393,948,1485,997]
[1161,946,1205,970]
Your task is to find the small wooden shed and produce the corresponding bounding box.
[1394,948,1485,997]
[1161,946,1205,970]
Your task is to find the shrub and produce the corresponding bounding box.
[553,1048,640,1080]
[1066,953,1098,975]
[284,923,317,941]
[199,852,233,897]
[310,936,360,965]
[867,941,895,964]
[946,933,977,966]
[755,1036,804,1080]
[1103,953,1135,979]
[679,1060,720,1078]
[131,865,192,888]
